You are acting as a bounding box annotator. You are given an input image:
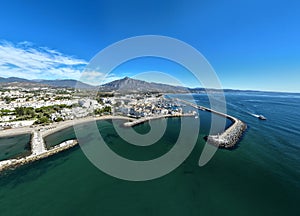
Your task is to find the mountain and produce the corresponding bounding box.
[99,76,189,93]
[0,77,29,83]
[0,76,288,94]
[0,76,190,92]
[0,77,94,89]
[0,76,224,93]
[34,79,93,89]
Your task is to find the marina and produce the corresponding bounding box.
[0,98,246,172]
[0,92,299,216]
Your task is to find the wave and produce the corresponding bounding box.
[248,113,259,118]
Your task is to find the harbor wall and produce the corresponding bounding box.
[0,140,78,172]
[123,113,195,127]
[206,120,247,148]
[175,98,247,148]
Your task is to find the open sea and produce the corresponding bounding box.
[0,92,299,216]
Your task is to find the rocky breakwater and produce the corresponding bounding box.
[174,98,247,148]
[123,113,194,127]
[205,119,247,148]
[0,140,78,172]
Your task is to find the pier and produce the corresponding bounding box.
[31,131,47,155]
[123,113,195,127]
[205,119,247,148]
[175,98,247,148]
[0,116,134,172]
[0,137,78,172]
[0,128,79,172]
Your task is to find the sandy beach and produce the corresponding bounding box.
[0,114,194,138]
[0,126,33,137]
[40,115,134,137]
[0,115,134,138]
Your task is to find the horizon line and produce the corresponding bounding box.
[1,75,300,94]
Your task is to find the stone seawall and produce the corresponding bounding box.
[205,120,247,148]
[123,113,195,127]
[0,140,78,172]
[175,98,247,148]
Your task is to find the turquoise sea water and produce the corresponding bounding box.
[0,133,31,160]
[0,92,299,216]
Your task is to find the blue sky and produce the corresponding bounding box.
[0,0,299,92]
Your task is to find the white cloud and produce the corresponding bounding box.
[80,70,123,85]
[0,40,88,80]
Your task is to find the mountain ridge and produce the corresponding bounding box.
[0,77,93,89]
[99,76,189,93]
[0,76,298,94]
[0,76,190,92]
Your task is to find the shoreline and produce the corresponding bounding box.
[41,115,134,138]
[0,115,135,172]
[0,114,196,172]
[0,127,33,137]
[0,115,134,138]
[0,98,247,172]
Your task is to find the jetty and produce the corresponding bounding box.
[175,98,247,148]
[0,135,78,172]
[123,113,195,127]
[0,117,111,172]
[0,115,151,172]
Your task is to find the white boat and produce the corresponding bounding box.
[258,115,267,120]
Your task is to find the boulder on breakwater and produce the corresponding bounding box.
[205,120,247,148]
[0,140,78,172]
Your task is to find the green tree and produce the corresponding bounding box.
[94,106,112,115]
[34,116,50,125]
[4,96,12,104]
[55,117,64,122]
[15,107,35,119]
[15,107,25,116]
